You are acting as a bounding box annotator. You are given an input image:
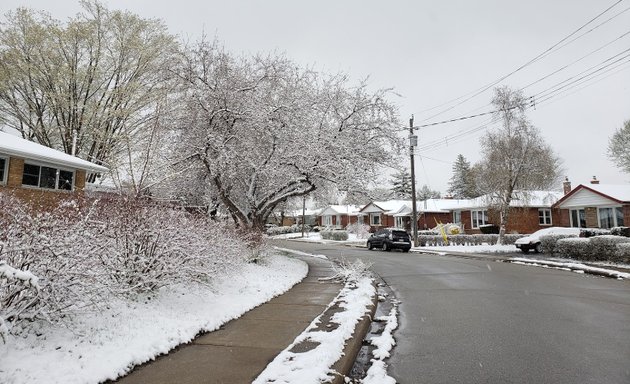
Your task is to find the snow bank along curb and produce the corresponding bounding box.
[362,298,399,384]
[253,275,377,384]
[509,258,630,280]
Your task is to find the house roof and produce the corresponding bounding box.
[553,184,630,208]
[318,205,362,216]
[0,132,108,173]
[360,200,411,215]
[463,190,563,209]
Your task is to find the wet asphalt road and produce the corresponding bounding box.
[271,240,630,384]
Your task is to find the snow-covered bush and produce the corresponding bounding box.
[345,223,371,239]
[610,226,630,237]
[265,225,296,236]
[0,193,106,336]
[0,261,41,343]
[321,230,349,241]
[555,238,593,260]
[616,243,630,263]
[502,234,526,245]
[418,234,502,246]
[579,228,610,238]
[554,235,630,262]
[539,234,579,255]
[324,258,372,283]
[0,191,250,339]
[589,235,630,262]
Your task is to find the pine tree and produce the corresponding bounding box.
[390,169,412,199]
[416,184,441,200]
[447,154,477,198]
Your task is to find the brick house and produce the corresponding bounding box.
[0,132,108,204]
[454,190,563,234]
[359,200,412,231]
[317,205,361,228]
[552,179,629,229]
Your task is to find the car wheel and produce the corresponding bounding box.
[367,242,373,250]
[402,248,410,253]
[534,243,542,253]
[383,242,389,252]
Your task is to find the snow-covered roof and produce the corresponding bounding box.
[285,208,322,217]
[0,132,108,173]
[361,200,411,215]
[463,190,563,209]
[418,198,476,212]
[318,205,362,216]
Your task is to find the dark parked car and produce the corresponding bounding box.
[367,228,411,252]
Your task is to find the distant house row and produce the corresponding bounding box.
[3,132,628,234]
[314,178,629,234]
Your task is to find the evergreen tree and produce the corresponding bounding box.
[390,169,412,199]
[447,154,477,198]
[416,184,441,200]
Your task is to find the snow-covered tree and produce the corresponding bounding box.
[390,169,412,199]
[447,154,477,198]
[476,86,561,244]
[608,119,630,175]
[169,41,402,229]
[0,1,178,180]
[416,184,441,200]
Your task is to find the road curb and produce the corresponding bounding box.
[330,283,378,384]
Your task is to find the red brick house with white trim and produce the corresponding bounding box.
[0,132,107,204]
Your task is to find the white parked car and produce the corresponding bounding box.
[514,227,581,253]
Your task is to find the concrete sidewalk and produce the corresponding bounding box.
[114,256,345,384]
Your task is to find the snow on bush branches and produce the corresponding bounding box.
[0,192,253,341]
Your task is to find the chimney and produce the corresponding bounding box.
[562,177,572,195]
[590,176,599,185]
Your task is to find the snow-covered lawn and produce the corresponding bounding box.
[0,254,307,384]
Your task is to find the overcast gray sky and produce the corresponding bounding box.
[2,0,629,193]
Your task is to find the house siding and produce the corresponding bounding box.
[418,212,452,231]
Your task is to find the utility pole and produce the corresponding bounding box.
[409,115,419,247]
[301,195,306,238]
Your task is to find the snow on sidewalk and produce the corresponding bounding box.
[0,254,307,384]
[253,275,376,384]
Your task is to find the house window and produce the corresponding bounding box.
[598,207,624,229]
[453,210,462,225]
[0,157,7,184]
[370,213,381,226]
[615,207,624,227]
[471,210,488,229]
[570,209,586,228]
[395,216,404,229]
[323,215,333,226]
[22,163,74,191]
[538,209,552,225]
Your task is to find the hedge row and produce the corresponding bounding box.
[419,234,526,246]
[555,235,630,263]
[321,230,349,241]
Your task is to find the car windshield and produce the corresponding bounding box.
[392,230,408,237]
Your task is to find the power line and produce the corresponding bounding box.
[522,29,630,91]
[416,0,627,122]
[532,48,630,101]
